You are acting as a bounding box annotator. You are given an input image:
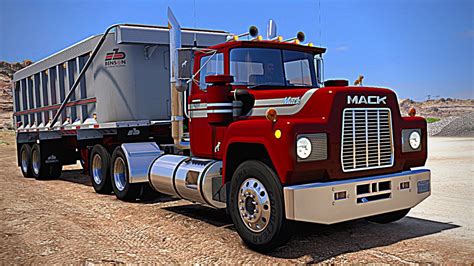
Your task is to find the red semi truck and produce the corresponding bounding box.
[13,10,430,250]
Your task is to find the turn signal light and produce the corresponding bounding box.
[334,191,347,200]
[408,107,416,117]
[265,108,278,123]
[400,181,410,190]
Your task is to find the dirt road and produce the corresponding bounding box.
[0,131,472,263]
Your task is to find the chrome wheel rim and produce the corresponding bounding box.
[32,149,40,175]
[113,157,126,192]
[21,148,29,173]
[238,178,271,233]
[91,154,103,185]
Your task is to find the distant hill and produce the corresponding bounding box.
[399,98,474,118]
[0,61,32,129]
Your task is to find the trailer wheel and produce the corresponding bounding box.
[229,160,293,251]
[19,144,33,178]
[110,146,142,201]
[31,144,62,180]
[366,208,411,224]
[89,145,113,194]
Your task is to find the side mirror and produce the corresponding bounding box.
[315,56,324,85]
[175,49,194,92]
[178,49,193,81]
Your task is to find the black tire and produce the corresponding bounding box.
[31,144,62,180]
[19,144,33,178]
[366,208,410,224]
[229,160,293,252]
[139,183,159,201]
[110,146,142,201]
[89,144,113,194]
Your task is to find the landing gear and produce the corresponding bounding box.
[229,160,292,251]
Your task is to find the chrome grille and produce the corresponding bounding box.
[341,108,394,172]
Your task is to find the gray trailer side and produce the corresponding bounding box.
[13,24,227,181]
[13,25,227,129]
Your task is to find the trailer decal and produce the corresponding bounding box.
[105,48,127,67]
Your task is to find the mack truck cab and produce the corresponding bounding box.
[168,35,431,250]
[13,10,431,252]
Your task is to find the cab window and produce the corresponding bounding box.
[199,53,224,90]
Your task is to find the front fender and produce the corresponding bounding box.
[222,119,296,184]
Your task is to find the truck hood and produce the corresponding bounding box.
[245,86,401,120]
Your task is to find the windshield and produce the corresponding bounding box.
[230,48,318,88]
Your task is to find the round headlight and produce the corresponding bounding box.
[409,131,421,150]
[296,137,312,159]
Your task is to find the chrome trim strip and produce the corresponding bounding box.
[207,109,233,113]
[207,102,233,107]
[248,88,318,116]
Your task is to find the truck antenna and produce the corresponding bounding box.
[193,0,197,47]
[318,0,322,46]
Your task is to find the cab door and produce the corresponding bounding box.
[188,53,224,158]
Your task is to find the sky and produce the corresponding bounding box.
[0,0,472,100]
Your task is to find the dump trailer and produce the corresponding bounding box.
[13,9,431,251]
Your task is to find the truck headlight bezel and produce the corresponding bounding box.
[402,129,422,152]
[296,133,328,162]
[409,131,421,150]
[296,137,312,159]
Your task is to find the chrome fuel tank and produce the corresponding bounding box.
[149,155,225,208]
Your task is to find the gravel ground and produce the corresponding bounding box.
[435,113,474,137]
[427,116,458,136]
[0,132,473,264]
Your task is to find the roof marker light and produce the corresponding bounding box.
[297,31,305,42]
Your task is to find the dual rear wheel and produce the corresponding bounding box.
[89,144,143,201]
[19,144,62,179]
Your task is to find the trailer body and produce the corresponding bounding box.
[13,25,227,126]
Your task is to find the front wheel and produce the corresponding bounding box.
[110,146,142,201]
[229,160,293,252]
[366,208,410,224]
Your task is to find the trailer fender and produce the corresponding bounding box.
[120,142,164,183]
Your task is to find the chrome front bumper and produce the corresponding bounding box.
[283,169,431,224]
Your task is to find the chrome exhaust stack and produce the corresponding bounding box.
[168,8,189,150]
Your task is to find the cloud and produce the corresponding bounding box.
[334,45,349,52]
